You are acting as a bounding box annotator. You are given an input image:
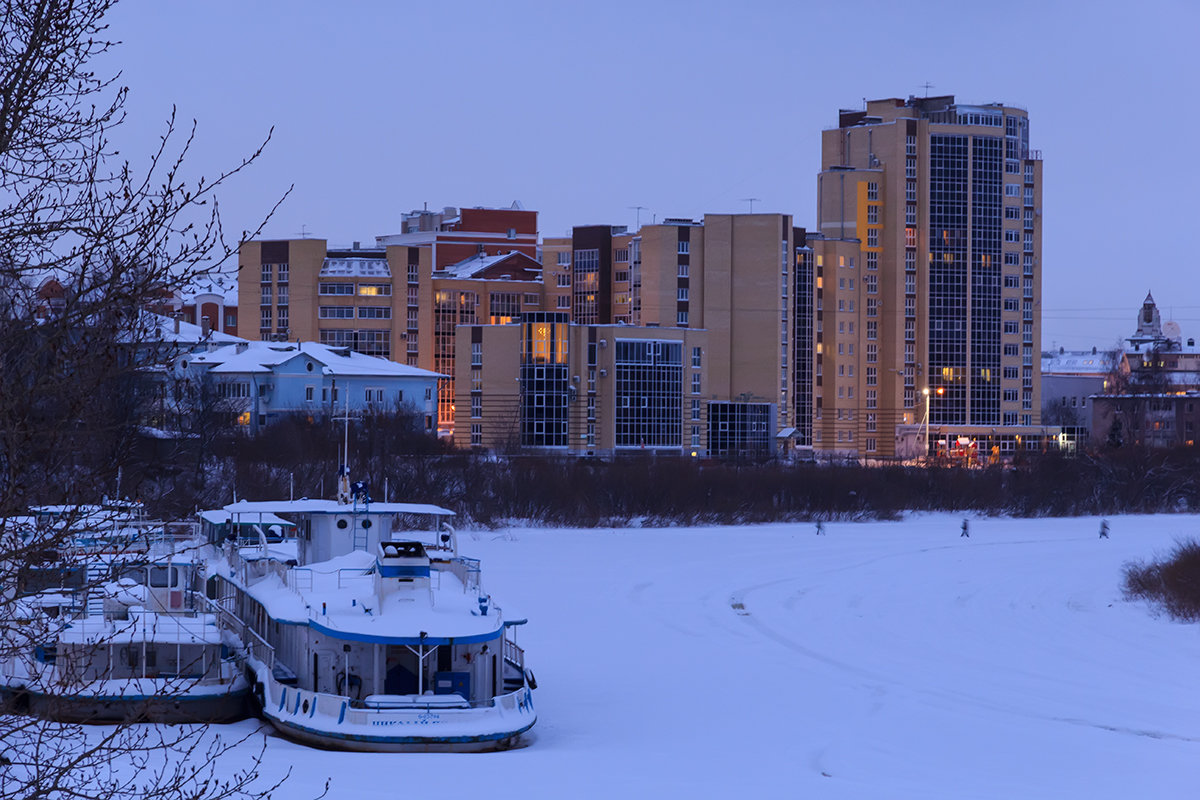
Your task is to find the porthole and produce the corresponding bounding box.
[336,519,348,530]
[361,519,372,529]
[306,362,314,372]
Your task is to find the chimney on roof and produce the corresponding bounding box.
[353,241,360,250]
[1092,346,1097,354]
[172,313,180,335]
[201,317,211,337]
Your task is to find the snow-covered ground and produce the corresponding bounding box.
[214,514,1200,799]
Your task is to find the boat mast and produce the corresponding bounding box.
[335,390,352,505]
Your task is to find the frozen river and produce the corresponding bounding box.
[207,513,1200,799]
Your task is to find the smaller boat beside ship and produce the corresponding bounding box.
[1,507,249,722]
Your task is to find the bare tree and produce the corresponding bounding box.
[1040,400,1081,428]
[1100,342,1131,396]
[0,2,295,798]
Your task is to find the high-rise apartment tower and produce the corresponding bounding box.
[814,95,1043,459]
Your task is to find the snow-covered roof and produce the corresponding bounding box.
[184,340,443,379]
[320,254,391,278]
[1097,389,1200,399]
[1040,351,1113,375]
[59,611,223,645]
[199,509,295,527]
[224,499,453,517]
[436,251,541,280]
[137,311,246,346]
[1125,337,1200,355]
[180,275,238,306]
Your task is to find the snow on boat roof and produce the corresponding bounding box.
[59,612,223,645]
[236,549,503,643]
[223,499,454,517]
[200,508,295,527]
[239,540,299,563]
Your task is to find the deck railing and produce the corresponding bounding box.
[197,590,275,671]
[284,566,373,594]
[502,637,524,670]
[444,557,481,593]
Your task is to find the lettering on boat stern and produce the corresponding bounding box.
[370,713,441,726]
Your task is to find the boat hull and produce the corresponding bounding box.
[2,681,250,724]
[249,663,536,752]
[261,714,534,753]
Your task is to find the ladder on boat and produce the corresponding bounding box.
[352,522,368,552]
[85,562,106,617]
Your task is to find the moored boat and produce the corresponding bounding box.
[209,494,536,751]
[1,522,249,723]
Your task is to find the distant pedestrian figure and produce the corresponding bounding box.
[960,519,970,538]
[816,521,825,536]
[1099,519,1109,539]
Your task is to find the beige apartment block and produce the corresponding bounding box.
[522,214,810,456]
[813,95,1046,460]
[635,214,806,441]
[456,313,727,457]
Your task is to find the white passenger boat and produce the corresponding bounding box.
[207,492,536,752]
[1,522,249,723]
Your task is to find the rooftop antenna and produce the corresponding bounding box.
[628,205,648,228]
[740,198,760,214]
[921,81,934,97]
[296,224,311,239]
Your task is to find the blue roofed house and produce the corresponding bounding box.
[174,340,443,434]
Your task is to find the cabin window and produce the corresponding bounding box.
[126,646,157,668]
[149,566,179,587]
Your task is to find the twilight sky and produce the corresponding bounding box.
[105,0,1199,352]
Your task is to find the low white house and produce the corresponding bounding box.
[173,340,443,433]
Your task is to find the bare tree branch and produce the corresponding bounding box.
[0,2,293,798]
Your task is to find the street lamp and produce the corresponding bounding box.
[925,386,945,460]
[923,387,930,460]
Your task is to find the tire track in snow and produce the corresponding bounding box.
[728,536,1200,749]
